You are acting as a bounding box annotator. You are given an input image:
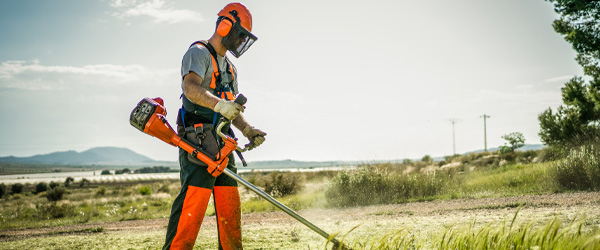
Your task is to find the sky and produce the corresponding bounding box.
[0,0,584,162]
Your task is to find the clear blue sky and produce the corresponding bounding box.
[0,0,582,162]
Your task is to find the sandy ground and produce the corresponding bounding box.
[1,192,599,243]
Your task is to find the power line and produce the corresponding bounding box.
[480,114,491,152]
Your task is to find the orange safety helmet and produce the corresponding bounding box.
[216,2,257,58]
[217,3,253,34]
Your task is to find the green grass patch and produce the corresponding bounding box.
[333,209,600,250]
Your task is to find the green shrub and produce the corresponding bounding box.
[11,183,24,194]
[49,181,60,189]
[499,152,517,162]
[538,146,566,162]
[115,168,131,175]
[139,186,152,196]
[101,170,111,175]
[96,186,107,196]
[421,155,432,163]
[262,172,304,197]
[46,187,66,201]
[0,183,6,198]
[325,166,448,207]
[64,177,74,187]
[35,182,49,194]
[554,144,600,190]
[517,150,538,163]
[79,178,90,187]
[157,181,171,193]
[36,202,75,219]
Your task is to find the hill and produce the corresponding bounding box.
[0,147,156,166]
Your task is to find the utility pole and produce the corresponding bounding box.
[449,118,460,155]
[480,114,491,151]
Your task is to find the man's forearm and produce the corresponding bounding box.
[232,114,250,131]
[183,74,220,109]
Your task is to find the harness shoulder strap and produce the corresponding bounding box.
[191,41,222,89]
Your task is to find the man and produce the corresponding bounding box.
[163,3,266,250]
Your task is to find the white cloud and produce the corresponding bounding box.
[110,0,203,24]
[110,0,137,8]
[0,60,177,90]
[544,75,574,83]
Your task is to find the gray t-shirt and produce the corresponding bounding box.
[181,43,238,94]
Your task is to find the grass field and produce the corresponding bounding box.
[1,149,600,249]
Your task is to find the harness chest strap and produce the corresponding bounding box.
[191,41,236,92]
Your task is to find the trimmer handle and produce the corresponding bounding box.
[217,94,253,152]
[234,94,247,106]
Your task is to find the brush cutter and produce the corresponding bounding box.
[129,95,350,250]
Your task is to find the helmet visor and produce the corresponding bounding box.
[222,21,257,58]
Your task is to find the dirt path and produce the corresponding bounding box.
[1,192,599,242]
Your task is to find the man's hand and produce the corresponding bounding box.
[214,99,244,120]
[242,126,267,149]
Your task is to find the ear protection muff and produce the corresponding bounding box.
[217,18,233,37]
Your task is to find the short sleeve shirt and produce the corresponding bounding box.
[180,43,238,95]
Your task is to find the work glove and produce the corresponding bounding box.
[214,99,244,120]
[243,125,267,150]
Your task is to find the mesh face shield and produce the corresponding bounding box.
[222,21,257,58]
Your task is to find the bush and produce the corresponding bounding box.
[101,170,111,175]
[517,150,538,164]
[421,155,432,163]
[64,177,74,187]
[139,186,152,196]
[538,146,567,162]
[325,165,448,207]
[35,182,49,194]
[157,181,171,193]
[37,203,75,219]
[115,168,131,175]
[96,186,107,196]
[499,152,517,162]
[11,183,24,194]
[0,183,6,198]
[79,178,90,187]
[554,144,600,191]
[262,172,304,197]
[46,187,66,201]
[49,181,60,189]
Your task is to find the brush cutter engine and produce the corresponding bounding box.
[130,97,166,133]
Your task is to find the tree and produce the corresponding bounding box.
[79,178,90,187]
[539,1,600,146]
[0,183,6,198]
[500,132,526,153]
[64,177,74,187]
[115,168,131,175]
[35,182,49,194]
[46,187,66,201]
[11,183,24,194]
[421,155,432,163]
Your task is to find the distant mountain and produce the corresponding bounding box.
[462,144,545,155]
[0,147,157,165]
